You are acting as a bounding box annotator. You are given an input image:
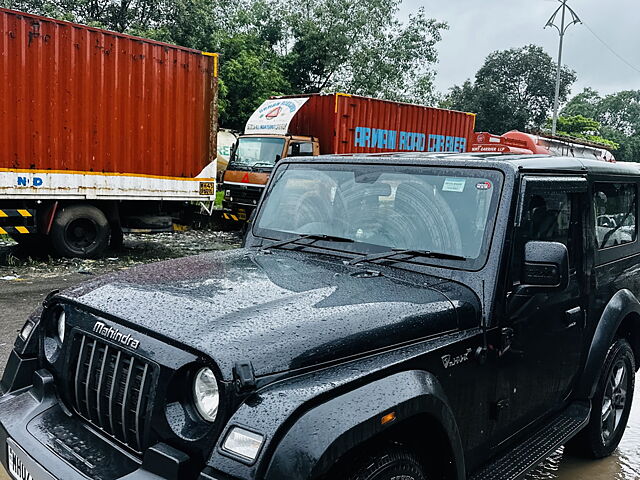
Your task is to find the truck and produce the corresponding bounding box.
[0,8,218,258]
[472,131,616,162]
[221,93,476,222]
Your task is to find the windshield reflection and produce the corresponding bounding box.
[255,164,503,266]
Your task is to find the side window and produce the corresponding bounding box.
[287,142,314,157]
[594,183,637,249]
[511,189,580,287]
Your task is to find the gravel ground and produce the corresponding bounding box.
[0,229,242,280]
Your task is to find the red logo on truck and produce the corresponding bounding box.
[265,107,282,120]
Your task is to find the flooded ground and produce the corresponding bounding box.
[0,231,638,479]
[527,387,640,480]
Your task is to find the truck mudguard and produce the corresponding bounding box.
[263,370,464,480]
[577,289,640,399]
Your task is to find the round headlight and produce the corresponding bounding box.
[57,310,66,344]
[193,367,219,422]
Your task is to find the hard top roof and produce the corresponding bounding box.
[282,152,640,176]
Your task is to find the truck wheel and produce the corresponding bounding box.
[348,448,427,480]
[50,205,110,258]
[567,338,635,458]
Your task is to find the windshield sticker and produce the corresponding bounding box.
[476,181,492,190]
[442,178,466,192]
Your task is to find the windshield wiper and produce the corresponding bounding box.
[348,248,467,266]
[261,233,354,251]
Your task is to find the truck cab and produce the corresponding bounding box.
[222,134,320,221]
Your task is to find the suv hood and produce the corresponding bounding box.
[59,249,464,380]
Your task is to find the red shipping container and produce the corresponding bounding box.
[284,93,476,154]
[0,8,218,190]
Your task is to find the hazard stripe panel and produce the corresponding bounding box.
[0,209,35,217]
[0,226,31,234]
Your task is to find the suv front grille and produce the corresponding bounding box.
[67,333,156,452]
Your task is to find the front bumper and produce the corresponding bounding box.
[0,370,195,480]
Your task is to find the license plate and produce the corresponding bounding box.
[7,444,33,480]
[199,181,215,195]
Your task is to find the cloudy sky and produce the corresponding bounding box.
[402,0,640,98]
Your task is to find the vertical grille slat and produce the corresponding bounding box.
[74,336,87,414]
[95,344,110,428]
[84,340,98,420]
[68,332,155,453]
[108,350,122,435]
[120,358,135,445]
[134,364,149,451]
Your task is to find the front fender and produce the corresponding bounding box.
[264,370,464,480]
[577,289,640,398]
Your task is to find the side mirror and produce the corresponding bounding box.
[520,241,569,293]
[275,154,282,163]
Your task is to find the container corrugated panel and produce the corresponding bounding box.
[286,93,475,155]
[0,8,217,179]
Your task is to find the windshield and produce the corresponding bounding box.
[231,137,285,168]
[255,163,503,269]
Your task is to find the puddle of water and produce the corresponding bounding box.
[528,375,640,480]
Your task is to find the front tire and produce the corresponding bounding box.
[348,447,427,480]
[568,338,635,458]
[50,204,110,258]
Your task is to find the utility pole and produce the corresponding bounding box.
[546,0,581,135]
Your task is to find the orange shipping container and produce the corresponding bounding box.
[0,8,218,201]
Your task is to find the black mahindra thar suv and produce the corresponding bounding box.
[0,153,638,480]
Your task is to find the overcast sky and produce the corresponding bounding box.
[401,0,640,99]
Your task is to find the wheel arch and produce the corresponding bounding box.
[322,412,459,480]
[577,289,640,398]
[263,370,465,480]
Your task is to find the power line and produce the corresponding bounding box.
[581,20,640,76]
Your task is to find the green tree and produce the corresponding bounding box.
[445,45,576,133]
[544,115,619,150]
[561,89,640,162]
[283,0,447,104]
[561,87,602,119]
[217,35,291,130]
[4,0,164,32]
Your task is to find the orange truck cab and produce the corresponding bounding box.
[221,93,476,223]
[221,134,320,222]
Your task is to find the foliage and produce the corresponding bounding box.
[561,89,640,162]
[4,0,164,32]
[283,0,447,104]
[543,115,619,150]
[444,45,576,134]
